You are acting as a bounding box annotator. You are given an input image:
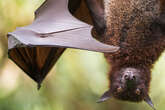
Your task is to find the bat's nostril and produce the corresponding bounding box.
[124,75,129,80]
[124,74,136,81]
[132,76,136,80]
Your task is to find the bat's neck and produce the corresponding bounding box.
[104,0,161,46]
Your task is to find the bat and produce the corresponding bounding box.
[7,0,119,89]
[87,0,165,110]
[8,0,165,109]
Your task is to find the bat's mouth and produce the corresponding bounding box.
[126,80,136,89]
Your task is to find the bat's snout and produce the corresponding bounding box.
[124,74,136,81]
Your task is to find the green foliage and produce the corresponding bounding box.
[0,0,165,110]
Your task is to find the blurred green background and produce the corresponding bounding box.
[0,0,165,110]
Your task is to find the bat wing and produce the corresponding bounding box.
[7,0,119,87]
[8,0,119,53]
[8,46,65,89]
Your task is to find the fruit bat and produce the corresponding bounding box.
[91,0,165,110]
[7,0,119,89]
[7,0,165,109]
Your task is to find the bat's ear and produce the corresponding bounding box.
[144,94,156,110]
[97,89,112,103]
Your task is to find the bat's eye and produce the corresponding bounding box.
[117,87,123,93]
[135,88,141,95]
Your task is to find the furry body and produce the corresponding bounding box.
[102,0,165,102]
[77,0,165,104]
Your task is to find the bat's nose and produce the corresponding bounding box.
[124,73,136,81]
[124,73,136,88]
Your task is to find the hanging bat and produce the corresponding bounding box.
[7,0,119,89]
[87,0,165,110]
[7,0,165,109]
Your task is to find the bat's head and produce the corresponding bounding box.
[110,67,148,102]
[97,67,155,110]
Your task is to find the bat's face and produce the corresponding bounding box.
[98,67,155,109]
[110,67,148,102]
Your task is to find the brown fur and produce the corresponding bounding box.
[160,0,165,10]
[101,0,165,102]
